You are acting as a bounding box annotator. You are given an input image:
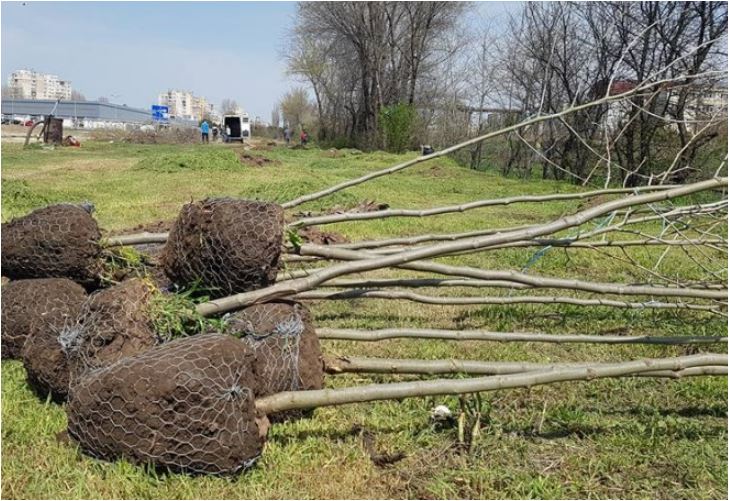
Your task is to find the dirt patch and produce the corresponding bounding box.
[1,204,102,287]
[294,200,390,219]
[424,165,450,177]
[108,220,173,236]
[298,226,348,245]
[64,278,158,376]
[162,198,284,298]
[67,334,263,475]
[237,152,278,167]
[221,301,324,422]
[88,128,198,144]
[1,278,87,361]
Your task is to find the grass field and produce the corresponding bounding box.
[1,139,727,499]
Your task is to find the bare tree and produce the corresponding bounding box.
[220,98,239,114]
[286,1,466,148]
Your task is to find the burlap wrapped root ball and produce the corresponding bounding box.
[1,204,102,287]
[1,278,87,361]
[63,278,159,377]
[67,334,264,475]
[222,301,324,421]
[162,198,284,298]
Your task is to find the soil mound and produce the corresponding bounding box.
[222,301,323,421]
[67,334,263,475]
[1,278,86,360]
[298,226,348,245]
[162,198,284,298]
[1,204,102,287]
[238,152,278,167]
[64,278,158,376]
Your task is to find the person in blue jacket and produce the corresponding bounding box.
[200,120,210,143]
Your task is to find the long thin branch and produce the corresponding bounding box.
[103,232,169,247]
[323,356,728,377]
[255,353,728,414]
[318,202,725,251]
[294,289,724,313]
[316,327,728,345]
[296,245,727,300]
[288,185,679,229]
[196,178,727,316]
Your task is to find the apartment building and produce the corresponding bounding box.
[7,69,72,100]
[158,89,217,122]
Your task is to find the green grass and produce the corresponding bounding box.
[1,140,727,499]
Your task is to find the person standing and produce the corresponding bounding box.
[200,120,210,143]
[300,129,308,146]
[283,127,291,145]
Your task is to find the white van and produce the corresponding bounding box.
[222,112,251,142]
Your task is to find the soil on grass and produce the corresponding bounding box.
[67,334,263,475]
[162,198,284,298]
[293,199,390,219]
[66,278,158,375]
[1,278,87,361]
[237,152,279,167]
[298,225,348,245]
[1,204,102,287]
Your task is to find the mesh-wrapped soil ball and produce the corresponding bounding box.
[67,334,264,475]
[1,204,102,287]
[1,278,86,360]
[63,278,158,376]
[222,301,324,421]
[162,198,284,298]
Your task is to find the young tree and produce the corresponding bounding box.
[279,87,316,132]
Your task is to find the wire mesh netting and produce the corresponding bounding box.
[1,204,102,287]
[62,278,159,378]
[67,333,264,475]
[161,198,284,298]
[1,278,87,361]
[221,301,324,420]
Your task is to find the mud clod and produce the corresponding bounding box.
[222,301,324,421]
[67,334,263,475]
[1,204,102,287]
[64,278,158,376]
[1,278,86,361]
[162,198,284,298]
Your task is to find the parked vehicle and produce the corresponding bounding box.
[222,112,251,143]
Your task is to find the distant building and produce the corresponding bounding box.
[158,89,217,122]
[601,80,727,133]
[1,98,198,129]
[8,69,72,100]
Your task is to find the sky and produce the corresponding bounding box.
[1,1,519,120]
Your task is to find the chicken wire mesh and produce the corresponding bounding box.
[1,278,87,361]
[221,301,324,403]
[61,278,159,378]
[162,198,284,298]
[67,333,264,475]
[1,204,102,287]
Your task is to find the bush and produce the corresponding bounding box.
[380,103,416,153]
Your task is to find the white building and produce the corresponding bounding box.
[158,89,216,122]
[8,69,72,100]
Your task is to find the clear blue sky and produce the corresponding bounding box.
[1,1,519,120]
